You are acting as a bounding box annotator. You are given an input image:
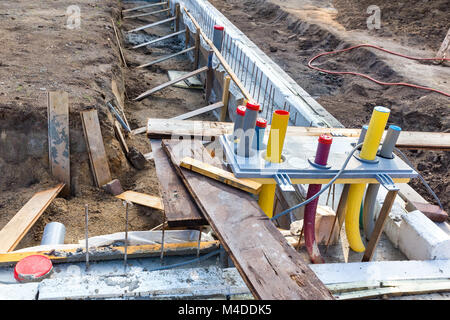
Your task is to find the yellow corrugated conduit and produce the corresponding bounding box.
[345,106,390,252]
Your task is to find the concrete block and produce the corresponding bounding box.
[398,210,450,260]
[0,283,39,300]
[102,179,123,196]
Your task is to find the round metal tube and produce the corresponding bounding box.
[212,25,224,53]
[357,125,369,148]
[41,222,66,246]
[379,125,401,159]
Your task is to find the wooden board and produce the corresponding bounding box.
[111,18,127,68]
[162,139,333,300]
[180,157,262,194]
[145,119,450,150]
[113,120,129,154]
[150,139,207,227]
[116,191,164,211]
[47,91,70,196]
[0,184,65,253]
[80,109,112,187]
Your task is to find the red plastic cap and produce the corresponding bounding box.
[256,118,267,128]
[318,134,333,145]
[245,101,260,111]
[236,105,246,116]
[214,25,224,31]
[274,109,289,116]
[14,255,53,282]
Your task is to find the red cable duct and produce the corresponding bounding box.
[308,44,450,98]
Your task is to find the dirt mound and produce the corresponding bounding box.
[332,0,449,51]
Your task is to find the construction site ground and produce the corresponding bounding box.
[0,0,448,251]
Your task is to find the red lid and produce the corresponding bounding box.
[214,25,224,31]
[14,255,53,282]
[256,118,267,128]
[318,134,333,145]
[274,109,290,116]
[245,101,260,111]
[236,105,246,116]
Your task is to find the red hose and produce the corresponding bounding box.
[308,44,450,98]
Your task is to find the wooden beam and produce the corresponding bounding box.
[80,109,112,187]
[111,18,127,68]
[362,190,399,262]
[145,119,450,150]
[134,66,208,101]
[162,139,333,300]
[47,91,70,196]
[220,75,231,121]
[171,102,223,120]
[0,184,65,253]
[150,139,207,227]
[116,191,164,211]
[113,120,129,154]
[132,29,186,49]
[180,157,262,194]
[122,2,168,13]
[137,46,195,69]
[128,16,176,33]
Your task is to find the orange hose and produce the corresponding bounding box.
[308,44,450,98]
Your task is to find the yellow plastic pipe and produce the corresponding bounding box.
[265,110,290,163]
[345,106,390,252]
[259,110,290,217]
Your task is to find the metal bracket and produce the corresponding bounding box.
[375,173,399,192]
[274,173,295,192]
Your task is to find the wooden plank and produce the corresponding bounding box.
[162,139,333,300]
[80,109,112,187]
[335,280,450,300]
[111,18,127,68]
[47,91,70,196]
[150,139,207,227]
[145,119,450,150]
[0,184,65,253]
[171,102,223,120]
[113,121,129,154]
[180,157,262,194]
[116,191,164,211]
[111,79,130,129]
[134,66,208,101]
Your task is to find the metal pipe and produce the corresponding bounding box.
[122,2,168,13]
[85,204,89,271]
[132,29,186,49]
[237,101,260,157]
[41,222,65,246]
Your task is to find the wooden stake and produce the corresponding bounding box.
[194,27,200,70]
[362,190,399,262]
[220,75,231,121]
[175,3,181,32]
[205,50,214,102]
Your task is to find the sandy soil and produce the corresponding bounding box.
[0,0,214,249]
[209,0,449,212]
